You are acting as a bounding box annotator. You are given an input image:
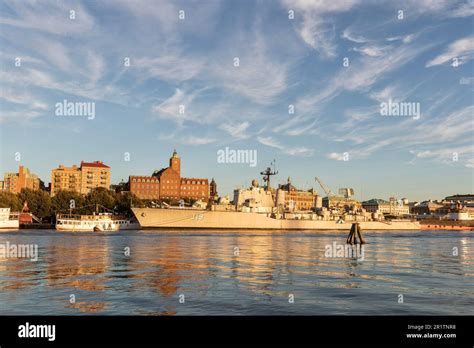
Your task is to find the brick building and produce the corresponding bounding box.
[50,161,110,196]
[129,176,160,199]
[129,150,209,201]
[276,177,318,211]
[80,161,111,195]
[1,165,44,193]
[50,164,81,195]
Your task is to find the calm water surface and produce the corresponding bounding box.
[0,229,472,315]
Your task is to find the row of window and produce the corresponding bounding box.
[162,186,179,190]
[182,180,206,185]
[182,187,206,192]
[131,178,159,183]
[57,220,130,225]
[132,184,206,190]
[132,184,159,188]
[131,178,207,185]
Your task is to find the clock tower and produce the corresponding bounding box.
[170,149,181,175]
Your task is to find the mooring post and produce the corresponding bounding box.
[347,222,366,245]
[354,223,360,244]
[347,223,355,244]
[356,223,366,244]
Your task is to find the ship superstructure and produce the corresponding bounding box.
[0,208,19,230]
[132,168,420,231]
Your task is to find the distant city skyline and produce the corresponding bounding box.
[0,150,470,203]
[0,0,473,202]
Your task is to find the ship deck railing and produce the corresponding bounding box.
[56,213,125,220]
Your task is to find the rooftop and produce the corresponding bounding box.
[363,199,389,204]
[80,161,110,169]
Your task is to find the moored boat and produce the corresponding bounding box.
[132,206,420,230]
[56,212,140,232]
[131,178,420,231]
[0,208,20,230]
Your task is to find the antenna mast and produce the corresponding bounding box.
[260,160,278,191]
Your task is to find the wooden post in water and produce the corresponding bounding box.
[346,223,366,245]
[346,223,355,245]
[356,223,366,244]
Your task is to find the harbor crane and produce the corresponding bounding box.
[315,177,334,197]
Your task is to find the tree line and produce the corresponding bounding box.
[0,188,142,222]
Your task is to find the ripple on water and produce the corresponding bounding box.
[0,229,472,315]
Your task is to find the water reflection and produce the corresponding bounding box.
[0,230,472,315]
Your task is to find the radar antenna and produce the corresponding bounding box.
[260,160,278,191]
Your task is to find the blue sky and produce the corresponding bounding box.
[0,0,473,201]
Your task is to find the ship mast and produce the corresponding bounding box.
[260,160,278,191]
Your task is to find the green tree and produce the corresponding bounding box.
[0,191,22,211]
[51,190,85,215]
[18,188,52,220]
[115,192,140,216]
[84,187,116,213]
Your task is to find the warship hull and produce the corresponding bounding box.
[132,208,420,230]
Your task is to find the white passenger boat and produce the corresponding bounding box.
[56,212,140,232]
[0,208,19,230]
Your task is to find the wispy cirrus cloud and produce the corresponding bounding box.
[425,36,474,67]
[134,54,205,84]
[0,0,95,35]
[326,103,473,167]
[282,0,359,58]
[210,33,289,105]
[448,1,474,18]
[179,136,217,146]
[257,136,282,149]
[0,0,472,197]
[271,40,434,138]
[285,147,314,157]
[409,144,474,167]
[258,136,314,157]
[219,122,251,139]
[352,45,392,57]
[0,110,42,123]
[0,88,48,110]
[341,27,369,43]
[151,88,204,126]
